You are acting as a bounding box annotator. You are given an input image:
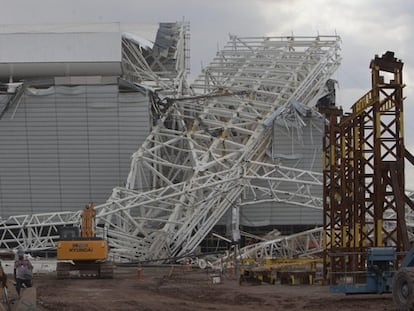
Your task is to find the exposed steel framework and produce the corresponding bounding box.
[322,51,411,282]
[0,35,340,262]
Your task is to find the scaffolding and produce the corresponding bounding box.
[322,51,413,283]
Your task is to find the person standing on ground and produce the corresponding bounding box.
[14,251,33,296]
[0,261,7,288]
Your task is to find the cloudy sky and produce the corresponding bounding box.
[2,0,414,185]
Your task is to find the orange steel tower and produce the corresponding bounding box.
[322,51,413,283]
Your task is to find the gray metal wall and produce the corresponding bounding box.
[0,82,149,217]
[0,82,323,227]
[239,114,324,226]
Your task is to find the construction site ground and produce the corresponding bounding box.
[27,265,397,311]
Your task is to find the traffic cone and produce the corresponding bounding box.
[137,262,142,280]
[184,258,191,272]
[229,263,234,279]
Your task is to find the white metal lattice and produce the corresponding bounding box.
[0,34,342,262]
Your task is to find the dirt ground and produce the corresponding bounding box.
[31,265,397,311]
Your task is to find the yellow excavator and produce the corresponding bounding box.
[56,202,113,279]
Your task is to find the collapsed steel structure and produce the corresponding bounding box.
[0,33,342,261]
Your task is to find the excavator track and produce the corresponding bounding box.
[56,262,71,279]
[56,261,114,279]
[99,261,114,279]
[392,267,414,310]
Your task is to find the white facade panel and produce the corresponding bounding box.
[0,33,122,63]
[0,22,160,80]
[0,63,122,79]
[0,32,122,79]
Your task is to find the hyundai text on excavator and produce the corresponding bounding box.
[56,202,114,278]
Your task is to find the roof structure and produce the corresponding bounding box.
[0,22,189,84]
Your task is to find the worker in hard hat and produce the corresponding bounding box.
[14,250,33,296]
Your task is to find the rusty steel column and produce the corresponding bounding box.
[340,117,355,251]
[370,51,408,250]
[321,106,343,281]
[339,115,358,271]
[352,111,367,271]
[353,91,376,249]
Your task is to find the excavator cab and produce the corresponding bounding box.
[59,227,79,240]
[56,202,113,279]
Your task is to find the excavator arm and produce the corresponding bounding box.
[81,202,96,238]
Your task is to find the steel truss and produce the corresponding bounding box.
[121,21,190,94]
[321,52,412,283]
[0,35,341,261]
[238,227,324,259]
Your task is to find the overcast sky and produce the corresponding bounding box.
[1,0,414,185]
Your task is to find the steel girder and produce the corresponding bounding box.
[240,163,323,209]
[238,227,324,259]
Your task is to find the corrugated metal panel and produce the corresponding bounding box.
[0,33,122,63]
[236,114,324,226]
[0,23,159,80]
[0,83,149,217]
[0,32,122,79]
[240,204,322,226]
